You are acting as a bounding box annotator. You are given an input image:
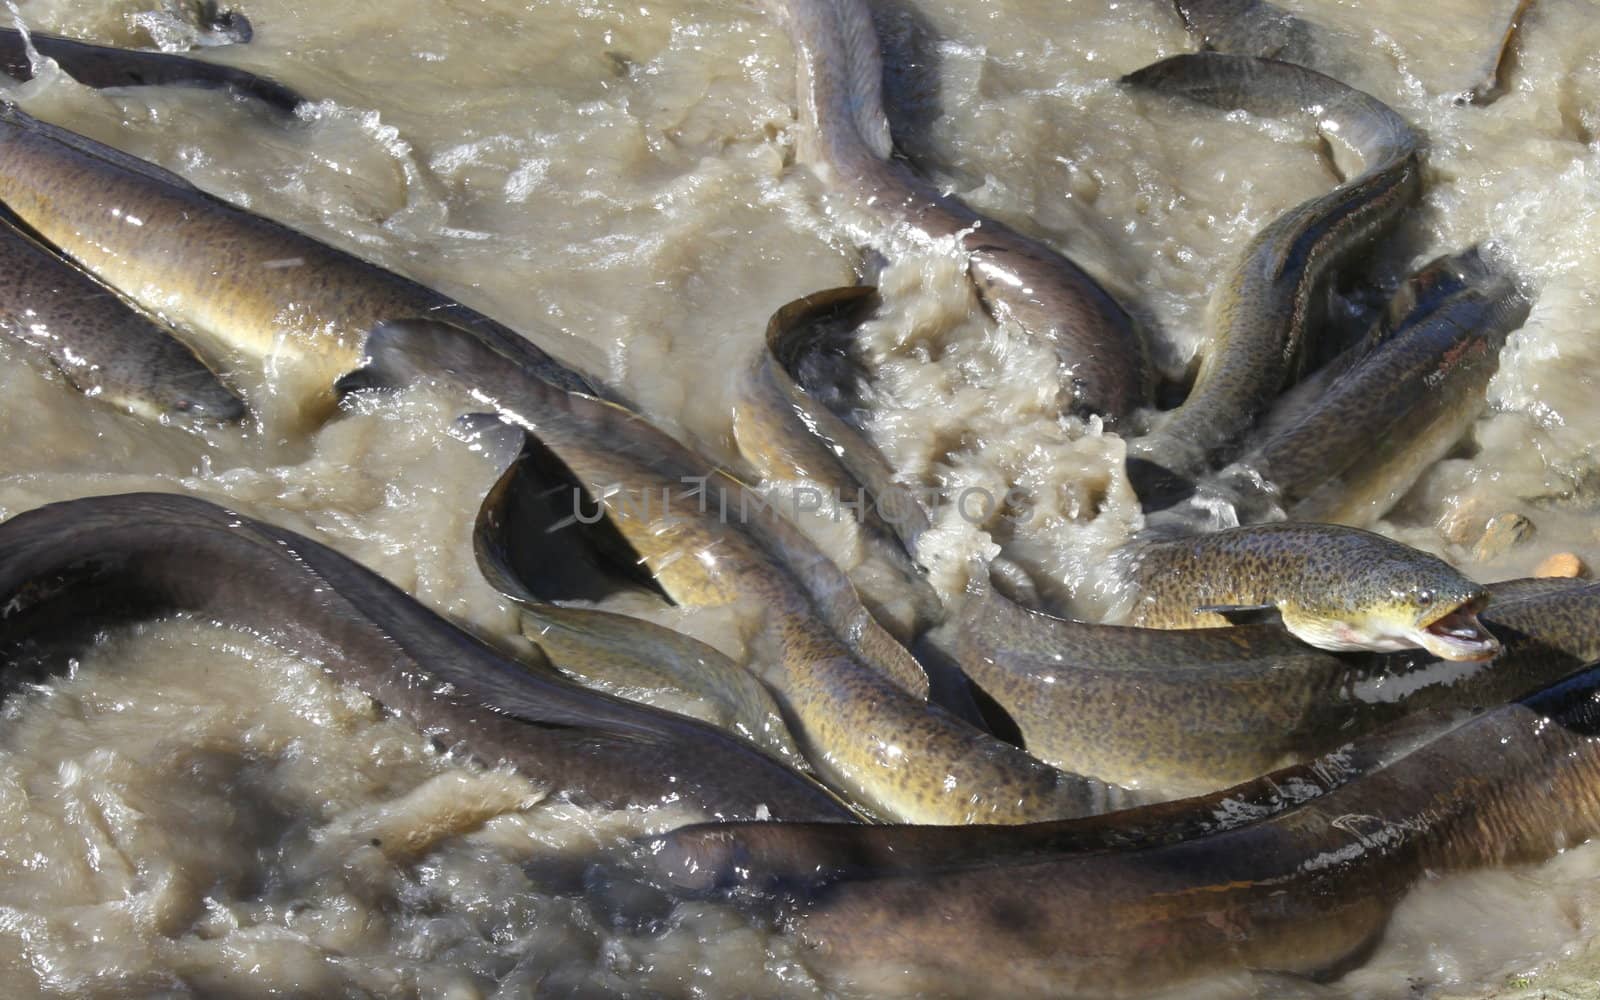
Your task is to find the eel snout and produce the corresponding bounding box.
[1412,599,1499,662]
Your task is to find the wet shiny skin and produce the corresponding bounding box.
[0,0,1598,995]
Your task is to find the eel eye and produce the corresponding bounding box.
[1416,589,1434,607]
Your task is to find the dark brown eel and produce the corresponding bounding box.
[0,492,855,823]
[944,575,1600,795]
[769,0,1150,422]
[1123,53,1422,501]
[0,26,303,113]
[654,660,1600,995]
[1211,246,1531,526]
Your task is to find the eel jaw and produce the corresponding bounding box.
[1278,601,1501,660]
[1408,605,1500,662]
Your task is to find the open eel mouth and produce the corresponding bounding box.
[1410,599,1499,662]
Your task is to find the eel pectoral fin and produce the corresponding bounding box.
[1196,603,1283,627]
[338,317,502,397]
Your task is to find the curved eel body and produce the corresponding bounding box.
[0,493,853,823]
[645,704,1455,892]
[0,209,244,425]
[0,105,596,425]
[1286,272,1530,526]
[0,27,302,113]
[1457,0,1535,106]
[1171,0,1320,66]
[768,0,1149,421]
[945,575,1600,795]
[1219,246,1526,526]
[347,318,1142,824]
[732,285,942,639]
[785,662,1600,996]
[1173,0,1532,107]
[1124,54,1422,495]
[1246,247,1491,443]
[731,284,1046,615]
[1122,522,1497,659]
[489,593,806,769]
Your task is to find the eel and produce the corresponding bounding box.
[1285,266,1531,526]
[0,104,597,426]
[780,660,1600,996]
[1228,246,1487,452]
[0,207,243,425]
[731,284,1046,614]
[0,26,301,113]
[943,574,1600,795]
[731,285,943,639]
[512,602,808,769]
[1216,245,1527,526]
[1171,0,1320,66]
[1122,53,1422,501]
[1121,522,1498,660]
[467,427,807,769]
[767,0,1150,421]
[0,492,855,823]
[346,317,1146,824]
[1172,0,1533,107]
[644,703,1454,892]
[1457,0,1535,106]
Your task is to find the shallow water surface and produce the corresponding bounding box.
[2,0,1599,994]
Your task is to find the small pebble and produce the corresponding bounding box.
[1472,512,1536,562]
[1535,552,1588,579]
[1438,498,1491,546]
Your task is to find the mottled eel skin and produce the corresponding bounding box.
[1220,246,1530,525]
[1124,53,1422,495]
[0,105,596,423]
[945,574,1598,795]
[731,285,943,639]
[1123,522,1497,660]
[0,209,243,425]
[768,0,1150,421]
[0,493,854,823]
[785,662,1600,996]
[351,319,1141,824]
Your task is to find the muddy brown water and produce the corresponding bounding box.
[1,0,1598,994]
